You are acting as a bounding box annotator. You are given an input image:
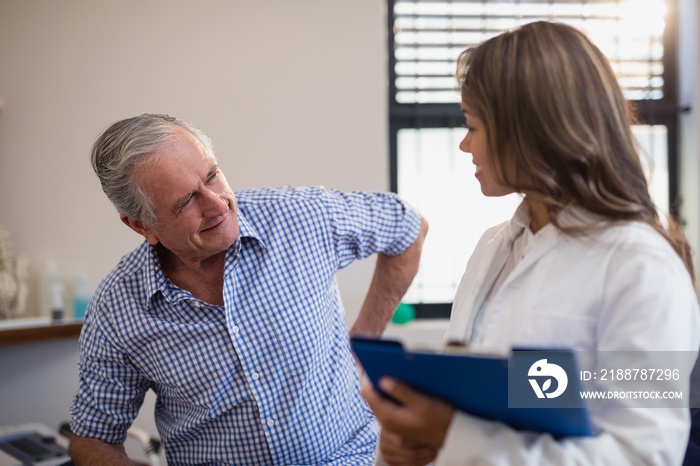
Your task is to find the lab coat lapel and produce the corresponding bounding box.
[473,233,513,315]
[485,224,560,349]
[446,222,515,344]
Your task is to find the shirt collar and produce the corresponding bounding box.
[506,200,531,240]
[507,200,608,240]
[144,242,168,301]
[237,210,266,249]
[143,209,267,301]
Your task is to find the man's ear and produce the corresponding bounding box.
[120,214,159,245]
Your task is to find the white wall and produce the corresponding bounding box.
[0,0,387,461]
[0,0,388,313]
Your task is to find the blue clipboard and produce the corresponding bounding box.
[352,337,593,438]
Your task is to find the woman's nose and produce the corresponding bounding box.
[459,132,471,153]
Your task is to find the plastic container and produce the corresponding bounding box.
[73,274,90,320]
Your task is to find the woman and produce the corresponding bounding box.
[363,21,700,465]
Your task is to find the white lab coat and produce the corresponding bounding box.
[433,203,700,465]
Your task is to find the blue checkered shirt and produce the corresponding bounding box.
[71,186,421,465]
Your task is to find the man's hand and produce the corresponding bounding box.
[351,217,428,337]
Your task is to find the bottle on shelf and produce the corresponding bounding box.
[51,281,64,323]
[73,273,90,321]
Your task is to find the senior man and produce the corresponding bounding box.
[69,113,427,465]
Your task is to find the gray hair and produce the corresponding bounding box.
[90,113,216,225]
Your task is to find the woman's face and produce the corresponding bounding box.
[459,103,515,197]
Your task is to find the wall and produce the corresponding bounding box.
[0,0,388,314]
[0,0,387,462]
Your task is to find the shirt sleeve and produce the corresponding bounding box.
[70,301,150,444]
[435,241,700,466]
[321,189,422,269]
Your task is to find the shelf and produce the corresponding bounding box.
[0,317,82,346]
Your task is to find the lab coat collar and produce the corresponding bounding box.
[503,200,603,238]
[447,201,609,347]
[447,200,564,346]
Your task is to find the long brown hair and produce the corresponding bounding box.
[457,21,694,282]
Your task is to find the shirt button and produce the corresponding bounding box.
[232,325,240,334]
[267,419,275,427]
[252,372,260,380]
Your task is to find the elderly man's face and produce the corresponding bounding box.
[128,128,240,266]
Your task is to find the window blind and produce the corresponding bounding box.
[392,0,667,104]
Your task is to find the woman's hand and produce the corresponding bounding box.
[363,377,455,463]
[378,429,439,466]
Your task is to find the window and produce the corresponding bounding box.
[389,0,680,318]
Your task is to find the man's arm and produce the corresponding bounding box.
[69,435,134,466]
[350,216,428,337]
